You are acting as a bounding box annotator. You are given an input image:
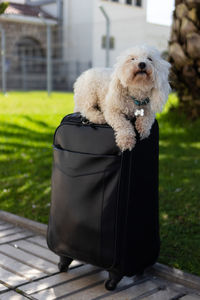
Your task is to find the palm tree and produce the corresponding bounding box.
[168,0,200,119]
[0,2,9,15]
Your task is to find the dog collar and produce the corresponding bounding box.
[131,97,150,106]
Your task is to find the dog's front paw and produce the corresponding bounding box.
[87,113,106,124]
[116,130,136,151]
[97,116,107,124]
[140,130,150,140]
[135,118,150,140]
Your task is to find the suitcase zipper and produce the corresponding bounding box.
[60,120,111,129]
[53,119,113,147]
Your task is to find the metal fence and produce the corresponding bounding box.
[0,23,92,93]
[1,55,91,91]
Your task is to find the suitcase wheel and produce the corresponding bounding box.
[58,256,73,272]
[134,269,145,280]
[105,279,118,291]
[105,271,123,291]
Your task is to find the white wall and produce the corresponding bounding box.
[92,0,171,68]
[144,22,171,51]
[41,3,58,18]
[62,0,94,63]
[93,0,146,67]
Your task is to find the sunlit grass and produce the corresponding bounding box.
[0,91,74,222]
[0,91,200,276]
[157,93,200,276]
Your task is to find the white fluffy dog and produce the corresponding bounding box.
[74,45,171,151]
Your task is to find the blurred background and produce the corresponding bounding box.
[0,0,174,92]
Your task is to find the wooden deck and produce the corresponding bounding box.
[0,219,200,300]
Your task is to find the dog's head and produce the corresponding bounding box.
[113,45,171,113]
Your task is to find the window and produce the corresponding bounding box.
[126,0,142,6]
[135,0,142,6]
[15,37,45,72]
[102,36,115,49]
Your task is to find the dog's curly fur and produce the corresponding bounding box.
[74,45,171,151]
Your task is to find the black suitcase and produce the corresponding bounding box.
[47,112,160,290]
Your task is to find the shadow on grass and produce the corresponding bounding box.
[0,117,57,223]
[157,110,200,275]
[23,115,56,129]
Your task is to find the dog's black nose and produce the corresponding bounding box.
[139,62,146,69]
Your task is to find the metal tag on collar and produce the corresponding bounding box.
[134,109,144,117]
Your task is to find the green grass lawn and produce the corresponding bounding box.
[0,91,200,276]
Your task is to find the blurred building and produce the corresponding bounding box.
[0,0,173,90]
[92,0,172,67]
[0,1,58,90]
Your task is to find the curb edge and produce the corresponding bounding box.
[0,210,47,236]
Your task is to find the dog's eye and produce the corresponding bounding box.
[131,58,135,61]
[147,57,153,62]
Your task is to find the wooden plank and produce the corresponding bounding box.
[26,236,48,248]
[0,252,47,280]
[20,264,97,295]
[0,210,47,236]
[0,266,27,286]
[0,244,58,274]
[0,290,29,300]
[62,277,157,300]
[0,231,33,244]
[181,295,200,300]
[31,269,107,299]
[0,282,8,292]
[24,237,83,267]
[149,263,200,292]
[0,223,14,231]
[140,287,182,300]
[11,240,59,264]
[0,227,24,238]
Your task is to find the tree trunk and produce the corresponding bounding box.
[0,2,9,15]
[168,0,200,119]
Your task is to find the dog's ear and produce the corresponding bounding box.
[106,72,125,107]
[150,59,171,113]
